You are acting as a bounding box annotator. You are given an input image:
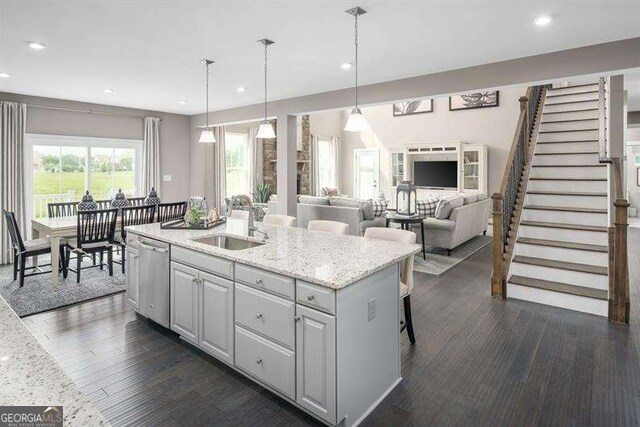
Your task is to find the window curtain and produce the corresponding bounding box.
[330,136,340,191]
[203,126,226,210]
[247,126,263,195]
[142,117,161,196]
[310,135,321,196]
[0,101,27,264]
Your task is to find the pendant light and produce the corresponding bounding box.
[344,6,368,132]
[257,38,276,139]
[198,59,216,143]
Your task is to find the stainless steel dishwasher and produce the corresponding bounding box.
[137,237,170,328]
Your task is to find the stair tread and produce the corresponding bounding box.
[543,108,598,114]
[544,99,599,106]
[512,255,607,275]
[529,177,606,181]
[541,118,598,124]
[516,237,608,253]
[532,164,605,168]
[549,83,598,91]
[537,139,599,144]
[508,274,608,300]
[546,90,599,98]
[534,151,598,155]
[526,190,607,197]
[520,220,607,232]
[524,205,607,214]
[539,128,599,133]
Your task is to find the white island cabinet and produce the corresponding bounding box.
[125,222,419,427]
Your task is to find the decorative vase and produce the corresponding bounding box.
[144,187,161,205]
[78,191,98,211]
[111,189,130,212]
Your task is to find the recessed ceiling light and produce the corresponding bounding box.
[28,41,46,50]
[341,62,353,70]
[103,88,114,94]
[236,86,247,93]
[0,72,10,79]
[179,100,188,104]
[534,15,553,26]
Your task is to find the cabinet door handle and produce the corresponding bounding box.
[255,278,263,285]
[256,358,263,365]
[255,313,263,319]
[307,295,316,302]
[294,316,301,322]
[149,304,154,309]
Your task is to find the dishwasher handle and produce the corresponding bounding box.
[138,241,169,253]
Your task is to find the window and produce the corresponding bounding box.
[225,132,250,198]
[27,134,142,218]
[315,138,337,192]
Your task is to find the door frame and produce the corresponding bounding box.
[353,148,380,199]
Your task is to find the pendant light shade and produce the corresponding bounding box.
[344,7,368,132]
[199,59,216,143]
[257,38,276,139]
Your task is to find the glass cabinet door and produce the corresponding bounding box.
[391,152,404,187]
[463,150,479,190]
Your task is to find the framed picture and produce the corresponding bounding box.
[393,99,433,116]
[449,90,500,111]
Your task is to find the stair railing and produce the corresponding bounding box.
[491,85,544,298]
[597,76,630,324]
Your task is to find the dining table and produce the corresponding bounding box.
[31,216,78,287]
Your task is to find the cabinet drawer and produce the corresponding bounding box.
[235,283,294,349]
[235,326,295,399]
[296,281,335,315]
[235,264,294,300]
[171,246,233,279]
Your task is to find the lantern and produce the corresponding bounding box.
[396,181,416,216]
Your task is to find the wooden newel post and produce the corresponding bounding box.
[491,193,506,299]
[610,199,630,324]
[519,96,529,158]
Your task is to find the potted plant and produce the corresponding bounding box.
[252,182,272,204]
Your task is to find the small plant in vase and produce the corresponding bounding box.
[185,207,204,226]
[252,182,272,204]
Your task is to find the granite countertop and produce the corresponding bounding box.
[127,219,421,289]
[0,296,109,426]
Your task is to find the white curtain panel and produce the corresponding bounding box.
[247,126,263,193]
[310,135,320,196]
[142,117,161,196]
[207,126,227,210]
[0,101,27,264]
[330,136,340,190]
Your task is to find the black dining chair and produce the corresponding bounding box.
[95,199,112,210]
[114,204,155,273]
[65,208,118,283]
[156,201,187,223]
[47,201,78,218]
[3,209,68,287]
[128,196,146,207]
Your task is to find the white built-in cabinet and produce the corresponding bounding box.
[170,262,199,344]
[462,144,488,194]
[199,270,234,364]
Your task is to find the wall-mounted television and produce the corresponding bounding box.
[413,161,458,188]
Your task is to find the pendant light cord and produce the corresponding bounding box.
[205,62,210,129]
[264,42,268,121]
[354,13,359,109]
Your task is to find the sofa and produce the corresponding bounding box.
[413,194,491,254]
[267,195,386,236]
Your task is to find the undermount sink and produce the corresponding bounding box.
[191,235,265,251]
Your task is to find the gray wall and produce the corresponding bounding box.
[0,92,191,202]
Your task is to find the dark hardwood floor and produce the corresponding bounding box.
[23,230,640,427]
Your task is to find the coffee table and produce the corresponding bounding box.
[385,212,427,260]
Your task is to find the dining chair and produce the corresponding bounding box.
[65,208,118,283]
[3,209,68,287]
[263,214,296,227]
[114,205,155,273]
[308,220,349,235]
[95,199,112,210]
[128,196,146,207]
[47,201,78,218]
[156,201,187,222]
[364,227,416,344]
[229,210,250,221]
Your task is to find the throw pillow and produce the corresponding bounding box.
[321,186,339,197]
[416,196,440,217]
[372,200,389,217]
[462,194,478,205]
[361,199,375,220]
[435,196,464,219]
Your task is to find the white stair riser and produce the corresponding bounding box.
[544,101,599,113]
[545,92,598,104]
[536,141,599,154]
[514,243,608,267]
[530,166,606,179]
[507,284,607,317]
[522,209,608,227]
[518,225,608,246]
[539,120,598,132]
[510,263,607,290]
[541,110,598,122]
[524,194,608,209]
[537,130,598,142]
[548,84,598,96]
[527,180,608,193]
[533,153,599,166]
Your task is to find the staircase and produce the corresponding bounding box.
[508,82,609,316]
[492,79,630,322]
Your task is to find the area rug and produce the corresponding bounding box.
[0,255,125,317]
[413,235,492,276]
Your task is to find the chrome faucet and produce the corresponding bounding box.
[249,226,268,241]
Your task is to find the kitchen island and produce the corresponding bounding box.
[125,219,420,426]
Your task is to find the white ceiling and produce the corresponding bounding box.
[1,0,639,115]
